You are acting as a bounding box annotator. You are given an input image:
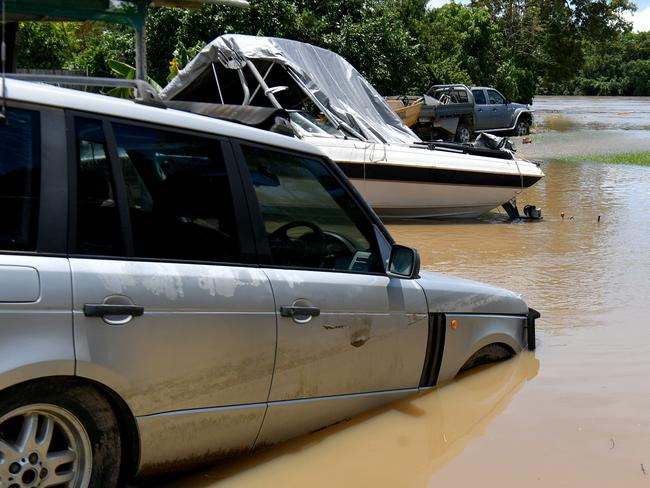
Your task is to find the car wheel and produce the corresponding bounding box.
[515,119,530,136]
[0,380,121,488]
[455,123,472,143]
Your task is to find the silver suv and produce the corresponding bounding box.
[0,78,538,487]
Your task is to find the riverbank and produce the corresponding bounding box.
[514,130,650,162]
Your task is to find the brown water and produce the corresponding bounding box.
[156,101,650,487]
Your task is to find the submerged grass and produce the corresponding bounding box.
[564,151,650,166]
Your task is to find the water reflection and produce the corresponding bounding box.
[158,353,539,488]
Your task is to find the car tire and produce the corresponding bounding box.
[0,380,121,488]
[455,123,472,143]
[514,119,530,136]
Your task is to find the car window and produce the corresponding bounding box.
[75,118,123,256]
[487,90,505,105]
[0,108,40,251]
[242,145,382,273]
[111,123,240,263]
[453,90,469,103]
[472,90,487,105]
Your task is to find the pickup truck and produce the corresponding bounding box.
[386,84,533,143]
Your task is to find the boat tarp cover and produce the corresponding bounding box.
[4,0,148,27]
[161,34,421,144]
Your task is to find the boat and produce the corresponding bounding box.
[161,34,544,219]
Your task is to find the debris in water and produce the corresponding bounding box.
[522,137,532,144]
[569,216,575,220]
[609,438,615,449]
[598,215,601,223]
[642,463,647,475]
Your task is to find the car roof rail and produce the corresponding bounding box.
[5,74,166,108]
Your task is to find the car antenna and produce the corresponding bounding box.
[0,0,7,126]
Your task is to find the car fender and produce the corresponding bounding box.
[0,360,76,392]
[512,108,533,128]
[436,314,526,384]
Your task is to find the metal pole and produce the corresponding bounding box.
[244,59,282,109]
[135,24,147,81]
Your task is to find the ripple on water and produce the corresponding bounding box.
[388,159,650,330]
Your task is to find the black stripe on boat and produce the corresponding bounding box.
[337,162,542,188]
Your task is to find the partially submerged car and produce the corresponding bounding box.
[0,76,538,486]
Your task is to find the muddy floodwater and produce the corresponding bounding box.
[156,98,650,487]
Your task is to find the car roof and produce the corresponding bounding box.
[3,78,326,157]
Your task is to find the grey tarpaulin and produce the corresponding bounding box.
[161,34,420,145]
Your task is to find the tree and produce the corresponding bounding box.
[415,4,537,100]
[16,22,78,70]
[13,0,644,99]
[472,0,635,95]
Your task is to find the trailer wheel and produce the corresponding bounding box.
[455,123,472,143]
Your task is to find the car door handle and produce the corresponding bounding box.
[280,306,321,318]
[84,304,145,317]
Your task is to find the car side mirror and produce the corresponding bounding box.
[506,99,511,104]
[387,245,420,279]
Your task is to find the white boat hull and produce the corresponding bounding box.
[304,136,544,219]
[352,179,523,218]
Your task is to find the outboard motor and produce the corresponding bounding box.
[523,204,543,220]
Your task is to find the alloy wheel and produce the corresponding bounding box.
[0,404,92,488]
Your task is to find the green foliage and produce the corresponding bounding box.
[167,40,204,81]
[319,5,422,94]
[72,23,135,77]
[105,60,163,99]
[16,22,78,70]
[106,59,136,99]
[13,0,643,101]
[418,4,505,87]
[566,152,650,166]
[564,31,650,96]
[473,0,634,97]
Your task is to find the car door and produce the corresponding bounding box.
[68,115,277,463]
[0,104,74,386]
[234,143,430,445]
[486,89,511,129]
[472,88,490,130]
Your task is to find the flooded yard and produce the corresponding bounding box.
[154,97,650,487]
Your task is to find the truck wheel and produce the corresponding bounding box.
[515,120,530,136]
[0,380,121,488]
[455,123,472,143]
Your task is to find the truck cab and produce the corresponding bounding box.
[471,86,532,134]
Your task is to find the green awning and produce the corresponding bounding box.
[5,0,149,28]
[4,1,249,28]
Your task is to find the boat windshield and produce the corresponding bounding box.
[289,112,353,139]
